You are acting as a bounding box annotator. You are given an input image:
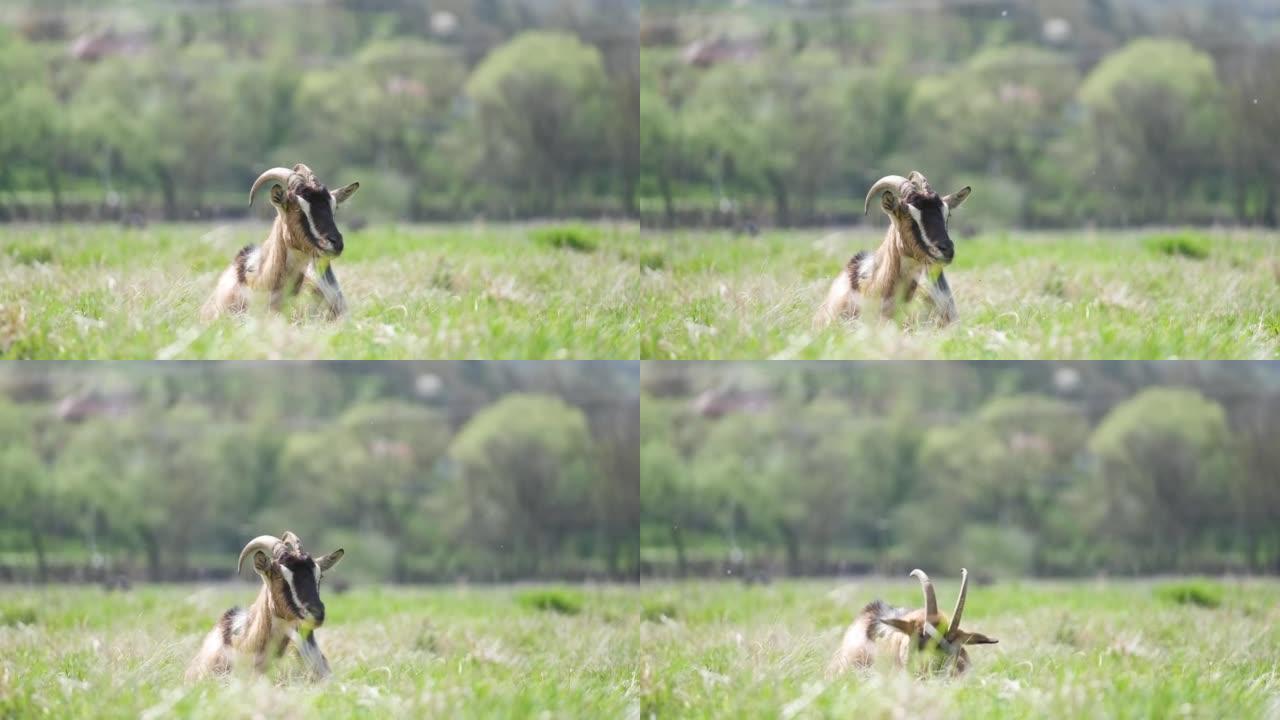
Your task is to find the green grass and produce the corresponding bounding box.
[0,223,640,359]
[0,584,640,718]
[638,228,1280,359]
[4,579,1277,717]
[639,578,1280,718]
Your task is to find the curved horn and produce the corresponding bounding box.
[237,534,282,576]
[863,174,910,215]
[950,567,969,630]
[910,568,938,616]
[249,167,295,207]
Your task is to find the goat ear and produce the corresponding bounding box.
[317,548,345,571]
[252,551,273,577]
[332,182,360,206]
[269,185,287,207]
[944,186,972,209]
[956,630,998,645]
[882,618,917,635]
[880,190,897,215]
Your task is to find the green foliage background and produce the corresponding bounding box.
[0,0,638,221]
[641,1,1280,228]
[640,361,1280,577]
[0,361,640,583]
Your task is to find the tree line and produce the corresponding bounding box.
[640,362,1280,578]
[641,1,1280,228]
[0,0,637,222]
[0,361,639,583]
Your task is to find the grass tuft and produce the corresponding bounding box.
[0,605,38,626]
[1154,579,1224,608]
[641,600,677,622]
[1143,231,1211,259]
[516,588,584,615]
[530,225,600,252]
[5,241,54,265]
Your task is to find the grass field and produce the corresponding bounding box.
[638,578,1280,719]
[638,228,1280,359]
[0,583,639,718]
[3,579,1277,718]
[0,223,640,359]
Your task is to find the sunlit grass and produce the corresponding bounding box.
[0,222,640,359]
[638,228,1280,359]
[638,578,1280,718]
[0,584,640,718]
[4,579,1276,717]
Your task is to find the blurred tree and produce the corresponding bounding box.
[0,443,55,581]
[907,46,1079,224]
[1223,46,1280,225]
[72,44,238,218]
[1226,393,1280,572]
[54,405,228,579]
[0,32,57,215]
[450,393,596,576]
[640,398,703,576]
[277,401,450,582]
[0,85,69,219]
[683,50,853,225]
[466,31,609,214]
[1076,39,1224,224]
[1085,388,1233,572]
[639,87,683,225]
[293,39,466,219]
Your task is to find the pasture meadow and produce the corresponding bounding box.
[638,578,1280,719]
[0,223,640,359]
[0,584,640,718]
[638,228,1280,359]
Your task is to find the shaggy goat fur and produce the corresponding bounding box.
[202,164,359,320]
[186,531,344,682]
[816,171,971,327]
[828,569,997,677]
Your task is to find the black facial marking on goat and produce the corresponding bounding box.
[219,607,239,646]
[904,192,953,262]
[295,186,342,255]
[281,555,323,621]
[845,250,869,291]
[234,245,253,285]
[278,568,304,619]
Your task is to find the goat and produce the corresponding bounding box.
[186,531,345,682]
[815,171,971,327]
[202,164,360,320]
[828,568,997,677]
